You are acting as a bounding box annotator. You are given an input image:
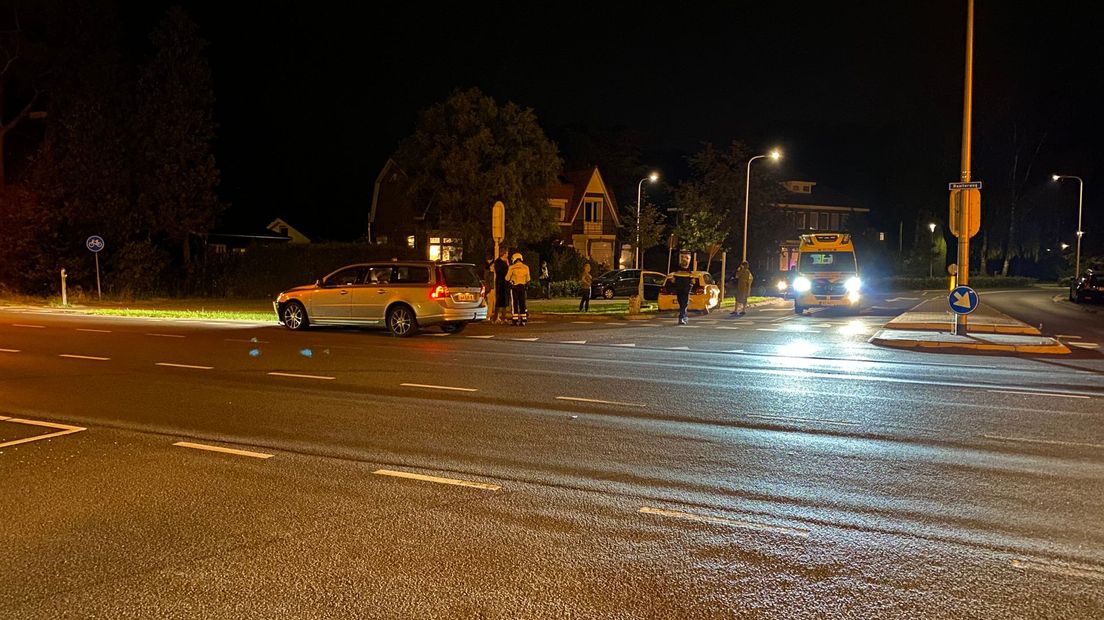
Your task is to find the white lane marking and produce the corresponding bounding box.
[156,362,214,370]
[667,346,690,350]
[373,468,499,491]
[608,322,627,326]
[466,335,495,339]
[0,417,87,448]
[145,333,185,338]
[511,337,539,342]
[639,506,809,538]
[983,434,1104,450]
[225,338,270,344]
[0,348,19,353]
[1070,342,1100,349]
[571,321,593,324]
[400,382,477,392]
[267,371,335,380]
[556,396,646,407]
[1056,334,1082,339]
[886,297,920,302]
[560,340,587,344]
[76,328,112,333]
[716,326,742,330]
[757,328,780,332]
[757,308,791,312]
[426,333,450,337]
[681,325,702,328]
[1012,558,1104,581]
[987,389,1089,400]
[173,441,273,459]
[727,349,745,353]
[59,354,110,361]
[611,343,636,347]
[746,414,859,427]
[11,323,45,329]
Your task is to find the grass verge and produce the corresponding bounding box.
[85,308,275,322]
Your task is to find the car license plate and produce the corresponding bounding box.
[455,293,475,302]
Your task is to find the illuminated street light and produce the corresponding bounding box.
[1061,243,1070,250]
[632,171,660,313]
[742,149,783,262]
[928,223,937,278]
[1052,174,1085,279]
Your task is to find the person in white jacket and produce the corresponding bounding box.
[506,253,531,326]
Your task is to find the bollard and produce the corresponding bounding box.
[60,268,68,307]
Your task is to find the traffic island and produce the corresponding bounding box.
[882,297,1041,334]
[869,329,1070,355]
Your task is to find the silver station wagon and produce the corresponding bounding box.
[274,260,487,336]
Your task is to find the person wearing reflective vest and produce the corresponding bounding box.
[670,252,693,325]
[506,253,531,326]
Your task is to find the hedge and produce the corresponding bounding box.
[870,275,1038,291]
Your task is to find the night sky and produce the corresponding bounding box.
[130,1,1102,240]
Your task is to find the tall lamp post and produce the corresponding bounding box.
[928,222,937,278]
[636,172,660,269]
[742,150,781,262]
[1052,174,1085,280]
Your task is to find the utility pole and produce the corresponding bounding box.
[954,0,975,335]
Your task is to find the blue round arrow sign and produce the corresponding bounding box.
[948,286,978,315]
[86,236,105,253]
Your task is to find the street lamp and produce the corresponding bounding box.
[928,222,937,278]
[742,149,781,262]
[636,172,659,269]
[1052,174,1085,280]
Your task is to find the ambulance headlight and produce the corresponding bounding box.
[845,277,862,292]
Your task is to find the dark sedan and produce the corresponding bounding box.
[591,269,667,301]
[1071,271,1102,303]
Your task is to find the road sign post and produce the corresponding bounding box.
[86,236,105,301]
[492,201,505,260]
[953,0,976,336]
[949,285,978,316]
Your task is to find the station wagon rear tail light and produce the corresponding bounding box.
[430,284,451,300]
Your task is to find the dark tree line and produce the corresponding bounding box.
[0,2,221,295]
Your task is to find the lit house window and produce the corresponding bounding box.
[407,235,416,248]
[428,236,462,262]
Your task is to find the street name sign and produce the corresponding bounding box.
[948,182,982,190]
[948,286,978,315]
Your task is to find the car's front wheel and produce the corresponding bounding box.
[602,288,615,299]
[387,304,417,337]
[441,322,467,334]
[282,301,309,331]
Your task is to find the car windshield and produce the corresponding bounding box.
[799,252,856,273]
[441,264,481,287]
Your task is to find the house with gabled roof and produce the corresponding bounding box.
[549,167,621,270]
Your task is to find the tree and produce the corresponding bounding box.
[0,8,42,187]
[673,184,725,270]
[619,200,666,255]
[134,6,221,276]
[396,87,562,254]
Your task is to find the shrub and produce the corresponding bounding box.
[871,275,1038,292]
[549,280,583,297]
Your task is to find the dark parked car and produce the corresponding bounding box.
[1070,271,1102,303]
[591,269,667,300]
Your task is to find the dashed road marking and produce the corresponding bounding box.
[373,468,499,491]
[639,506,809,538]
[225,338,269,344]
[1012,558,1104,581]
[156,362,214,370]
[757,328,780,332]
[747,414,859,427]
[667,346,690,350]
[173,441,273,459]
[59,354,110,361]
[556,396,646,407]
[76,328,112,333]
[1070,342,1100,349]
[426,332,451,337]
[466,335,495,339]
[511,337,539,342]
[0,348,19,353]
[610,343,636,347]
[268,371,335,381]
[1056,334,1082,339]
[727,349,745,353]
[11,324,45,329]
[561,340,587,344]
[983,434,1104,450]
[145,333,185,338]
[400,382,477,392]
[987,389,1089,400]
[0,417,87,448]
[571,321,593,324]
[608,322,627,326]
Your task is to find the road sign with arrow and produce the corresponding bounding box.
[948,285,978,315]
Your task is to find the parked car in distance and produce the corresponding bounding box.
[1070,271,1101,303]
[657,271,721,313]
[274,260,486,336]
[591,269,667,300]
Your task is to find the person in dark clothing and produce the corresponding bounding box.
[579,263,592,312]
[671,251,693,325]
[493,249,510,324]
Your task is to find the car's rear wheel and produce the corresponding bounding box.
[441,322,467,334]
[387,304,417,337]
[282,301,309,331]
[603,288,615,299]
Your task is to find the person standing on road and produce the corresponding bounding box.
[671,252,693,325]
[506,252,531,325]
[493,249,510,324]
[579,263,593,312]
[539,260,551,298]
[483,255,496,312]
[732,260,754,316]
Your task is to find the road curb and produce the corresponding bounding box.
[868,335,1070,355]
[884,320,1040,335]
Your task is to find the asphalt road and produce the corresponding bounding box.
[984,285,1104,350]
[2,292,1103,618]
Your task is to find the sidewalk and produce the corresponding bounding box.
[870,295,1069,355]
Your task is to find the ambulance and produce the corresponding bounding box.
[788,233,862,314]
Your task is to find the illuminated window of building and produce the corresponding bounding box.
[407,235,415,248]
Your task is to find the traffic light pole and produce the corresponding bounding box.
[955,0,974,336]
